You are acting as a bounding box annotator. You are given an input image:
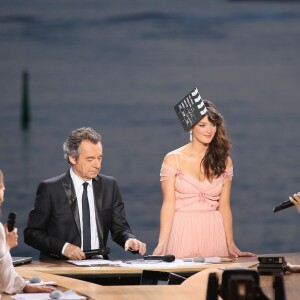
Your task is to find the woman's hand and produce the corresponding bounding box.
[23,284,56,293]
[228,242,256,258]
[152,243,167,256]
[4,224,18,251]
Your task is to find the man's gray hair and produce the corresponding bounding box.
[63,127,101,163]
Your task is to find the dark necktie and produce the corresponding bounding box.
[82,182,91,251]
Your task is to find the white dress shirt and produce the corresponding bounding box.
[62,169,99,255]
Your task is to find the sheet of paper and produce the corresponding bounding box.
[12,290,86,300]
[66,257,230,268]
[25,280,57,286]
[123,259,163,264]
[67,259,113,266]
[12,294,51,300]
[118,259,209,269]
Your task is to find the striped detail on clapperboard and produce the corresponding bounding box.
[191,88,207,116]
[174,87,208,131]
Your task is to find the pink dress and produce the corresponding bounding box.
[161,154,233,258]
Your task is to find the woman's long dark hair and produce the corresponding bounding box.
[201,100,231,180]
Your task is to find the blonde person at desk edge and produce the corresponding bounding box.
[153,88,255,259]
[0,169,54,295]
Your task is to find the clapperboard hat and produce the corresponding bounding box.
[174,87,208,131]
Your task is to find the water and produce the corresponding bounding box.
[1,0,300,260]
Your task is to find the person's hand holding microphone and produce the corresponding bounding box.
[289,192,300,213]
[4,212,18,251]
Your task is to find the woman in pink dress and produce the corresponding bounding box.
[153,88,255,259]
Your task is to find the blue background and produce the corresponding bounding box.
[0,0,300,259]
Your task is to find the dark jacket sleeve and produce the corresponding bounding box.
[99,176,136,248]
[24,177,80,259]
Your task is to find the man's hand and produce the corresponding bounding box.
[152,243,168,256]
[64,244,85,260]
[125,238,146,255]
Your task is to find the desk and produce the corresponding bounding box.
[2,253,300,300]
[182,252,300,300]
[13,258,257,285]
[3,268,197,300]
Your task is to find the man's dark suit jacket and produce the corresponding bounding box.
[24,171,136,260]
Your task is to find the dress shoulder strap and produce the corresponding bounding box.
[160,152,179,181]
[223,166,233,181]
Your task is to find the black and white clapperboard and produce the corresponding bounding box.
[174,87,208,131]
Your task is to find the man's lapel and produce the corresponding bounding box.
[93,175,104,248]
[62,171,81,237]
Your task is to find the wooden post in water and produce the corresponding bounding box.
[21,70,30,130]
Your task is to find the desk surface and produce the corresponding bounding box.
[2,253,300,300]
[15,257,257,276]
[182,252,300,300]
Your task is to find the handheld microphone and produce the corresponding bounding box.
[144,254,175,262]
[84,247,110,258]
[7,212,17,232]
[273,200,295,213]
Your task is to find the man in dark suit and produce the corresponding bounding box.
[24,127,146,260]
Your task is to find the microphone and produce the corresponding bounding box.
[84,247,110,258]
[144,254,175,262]
[7,212,17,232]
[273,200,295,213]
[29,275,41,284]
[49,290,63,299]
